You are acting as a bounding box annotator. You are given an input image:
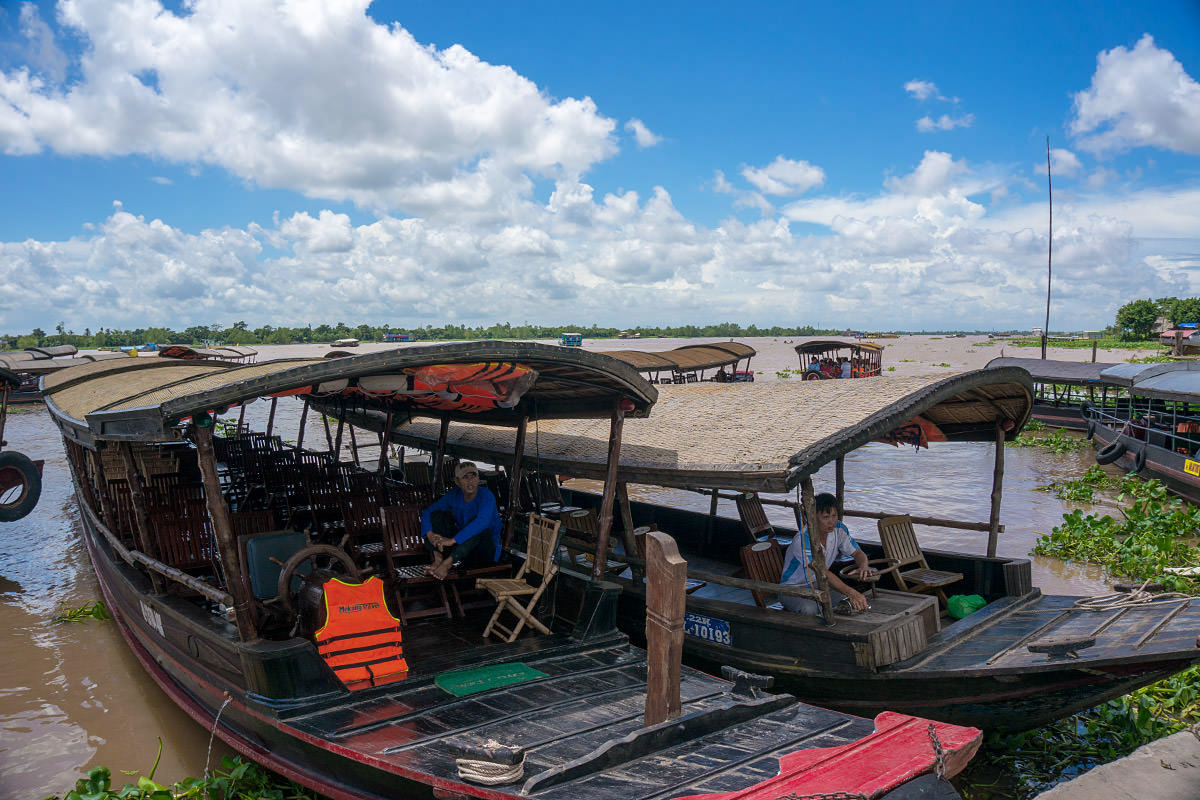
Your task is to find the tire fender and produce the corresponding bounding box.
[1094,440,1126,466]
[0,450,42,522]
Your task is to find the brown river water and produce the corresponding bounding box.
[1,344,1122,798]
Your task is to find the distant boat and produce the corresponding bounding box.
[617,330,641,339]
[331,338,360,348]
[559,332,582,347]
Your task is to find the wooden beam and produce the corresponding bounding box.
[333,409,346,460]
[432,414,451,492]
[592,405,625,582]
[117,443,166,594]
[193,424,258,642]
[296,400,308,450]
[237,401,246,436]
[502,415,528,550]
[987,419,1005,558]
[799,476,835,624]
[643,530,686,726]
[616,482,638,566]
[265,396,278,439]
[378,409,394,475]
[322,409,334,453]
[348,421,360,465]
[835,456,845,519]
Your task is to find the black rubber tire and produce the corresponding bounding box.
[1085,419,1096,440]
[802,372,822,381]
[1132,447,1146,473]
[0,450,41,522]
[1094,440,1126,465]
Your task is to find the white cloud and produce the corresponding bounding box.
[741,156,825,197]
[0,0,619,216]
[905,80,938,101]
[884,151,971,196]
[625,118,662,148]
[150,175,172,185]
[916,113,974,132]
[1071,34,1200,155]
[1036,148,1082,178]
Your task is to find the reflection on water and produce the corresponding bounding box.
[1,371,1113,793]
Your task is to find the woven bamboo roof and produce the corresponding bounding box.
[986,356,1116,384]
[0,352,35,365]
[795,339,883,356]
[382,368,1032,492]
[43,342,656,447]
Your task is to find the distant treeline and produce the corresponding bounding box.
[1,321,851,349]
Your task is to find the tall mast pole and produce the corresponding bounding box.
[1042,136,1052,360]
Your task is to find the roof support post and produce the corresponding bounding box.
[296,400,309,450]
[643,530,686,726]
[322,409,334,453]
[835,456,845,519]
[432,414,451,493]
[117,442,165,595]
[799,476,835,624]
[0,386,8,447]
[333,407,346,461]
[592,404,625,582]
[237,401,246,436]
[265,396,277,439]
[377,410,394,475]
[616,482,638,564]
[348,422,360,465]
[502,415,528,550]
[193,424,258,642]
[988,420,1005,558]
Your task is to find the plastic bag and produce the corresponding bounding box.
[947,594,986,620]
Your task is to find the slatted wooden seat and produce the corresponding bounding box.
[739,540,784,610]
[340,493,385,561]
[735,492,776,544]
[520,470,580,516]
[877,515,963,608]
[150,498,216,572]
[381,504,451,624]
[229,509,276,539]
[480,515,562,642]
[560,508,626,576]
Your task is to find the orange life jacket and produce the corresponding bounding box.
[406,362,536,413]
[314,577,408,688]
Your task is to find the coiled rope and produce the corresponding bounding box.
[1074,578,1191,612]
[454,738,525,785]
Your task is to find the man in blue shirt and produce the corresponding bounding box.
[421,461,503,580]
[780,493,872,617]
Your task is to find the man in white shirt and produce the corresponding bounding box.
[780,493,872,618]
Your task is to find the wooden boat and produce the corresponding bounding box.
[1086,361,1200,503]
[388,369,1200,731]
[0,366,43,521]
[41,343,978,799]
[794,340,883,380]
[332,338,361,348]
[986,356,1120,431]
[607,342,756,384]
[0,346,128,403]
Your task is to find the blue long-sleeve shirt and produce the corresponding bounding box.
[420,486,503,562]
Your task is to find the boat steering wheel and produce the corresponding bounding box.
[275,544,361,617]
[838,558,899,598]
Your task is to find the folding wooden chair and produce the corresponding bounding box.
[479,515,562,642]
[380,505,451,624]
[738,540,784,609]
[877,515,963,608]
[734,492,776,544]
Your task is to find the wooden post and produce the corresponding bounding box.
[1175,331,1185,357]
[0,387,8,447]
[432,415,451,492]
[322,410,334,453]
[502,416,528,549]
[193,424,258,641]
[643,530,686,726]
[237,401,246,436]
[1091,339,1098,363]
[835,456,845,519]
[799,476,834,624]
[265,396,278,439]
[988,420,1005,558]
[616,482,639,563]
[592,405,625,582]
[703,487,720,549]
[296,400,309,450]
[348,423,360,465]
[333,412,346,460]
[117,443,165,594]
[378,409,394,475]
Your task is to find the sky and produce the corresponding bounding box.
[1,0,1199,334]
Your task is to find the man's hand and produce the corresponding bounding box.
[848,563,877,581]
[846,590,869,612]
[426,531,442,548]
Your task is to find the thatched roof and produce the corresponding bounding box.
[42,341,656,447]
[795,339,883,356]
[380,368,1033,493]
[986,356,1116,384]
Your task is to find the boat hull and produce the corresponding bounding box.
[1090,423,1200,504]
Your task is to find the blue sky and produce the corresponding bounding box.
[1,0,1199,334]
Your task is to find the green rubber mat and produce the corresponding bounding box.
[434,663,548,697]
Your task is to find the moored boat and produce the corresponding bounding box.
[1086,361,1200,503]
[795,340,883,380]
[0,366,43,521]
[41,343,978,799]
[388,369,1200,731]
[985,356,1120,430]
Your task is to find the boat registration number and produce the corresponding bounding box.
[684,612,731,646]
[1186,459,1200,477]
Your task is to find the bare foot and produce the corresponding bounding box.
[431,561,452,580]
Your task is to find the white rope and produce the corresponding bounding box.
[1074,578,1190,612]
[454,757,524,785]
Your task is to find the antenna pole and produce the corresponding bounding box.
[1042,136,1052,360]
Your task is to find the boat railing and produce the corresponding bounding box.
[690,489,1001,534]
[1089,405,1200,454]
